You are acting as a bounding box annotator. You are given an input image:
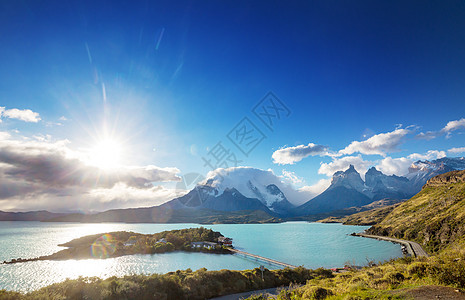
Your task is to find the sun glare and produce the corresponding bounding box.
[89,139,123,169]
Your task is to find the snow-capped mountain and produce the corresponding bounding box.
[297,165,414,215]
[323,164,411,201]
[162,158,465,218]
[297,157,465,216]
[296,165,374,215]
[162,167,295,216]
[407,157,465,192]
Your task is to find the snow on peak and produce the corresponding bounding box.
[200,167,294,207]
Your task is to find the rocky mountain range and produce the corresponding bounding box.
[298,157,465,215]
[106,156,465,219]
[297,165,412,215]
[406,157,465,191]
[2,157,464,223]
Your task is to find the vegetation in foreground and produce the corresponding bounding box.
[246,170,465,299]
[246,246,465,299]
[3,227,230,264]
[0,267,332,300]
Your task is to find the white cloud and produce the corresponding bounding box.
[0,107,41,123]
[318,155,373,178]
[408,150,446,161]
[280,170,304,185]
[339,128,409,156]
[417,117,465,140]
[87,183,186,210]
[272,143,329,164]
[448,147,465,154]
[1,183,186,213]
[376,150,447,176]
[298,178,331,200]
[0,132,181,212]
[416,131,437,140]
[0,131,11,140]
[376,157,412,176]
[442,118,465,134]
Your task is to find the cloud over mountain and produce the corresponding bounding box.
[417,117,465,139]
[442,118,465,133]
[449,147,465,154]
[298,178,331,200]
[203,166,313,205]
[408,150,446,161]
[272,143,328,164]
[376,150,447,176]
[318,155,373,178]
[339,128,409,156]
[376,156,412,176]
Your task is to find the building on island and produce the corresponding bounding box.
[191,241,217,250]
[218,236,233,247]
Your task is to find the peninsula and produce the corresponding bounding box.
[3,227,232,264]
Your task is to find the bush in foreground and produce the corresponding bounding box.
[248,247,465,299]
[0,267,332,300]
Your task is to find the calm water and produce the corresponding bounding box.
[0,221,402,292]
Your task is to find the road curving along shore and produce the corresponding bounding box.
[352,232,429,258]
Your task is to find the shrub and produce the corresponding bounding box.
[432,259,465,287]
[407,262,428,278]
[383,271,405,285]
[302,286,333,300]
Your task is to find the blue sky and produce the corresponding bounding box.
[1,1,465,211]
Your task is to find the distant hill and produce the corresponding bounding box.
[0,210,66,221]
[46,207,281,224]
[366,169,465,253]
[315,199,402,224]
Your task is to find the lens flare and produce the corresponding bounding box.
[91,234,116,258]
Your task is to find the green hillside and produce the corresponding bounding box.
[342,203,399,226]
[367,170,465,253]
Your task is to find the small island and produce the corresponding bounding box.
[4,227,233,264]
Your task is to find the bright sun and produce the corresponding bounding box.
[89,139,123,169]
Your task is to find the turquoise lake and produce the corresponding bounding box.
[0,221,402,292]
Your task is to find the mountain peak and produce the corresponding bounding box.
[346,164,357,173]
[333,165,360,178]
[366,166,382,175]
[330,164,365,192]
